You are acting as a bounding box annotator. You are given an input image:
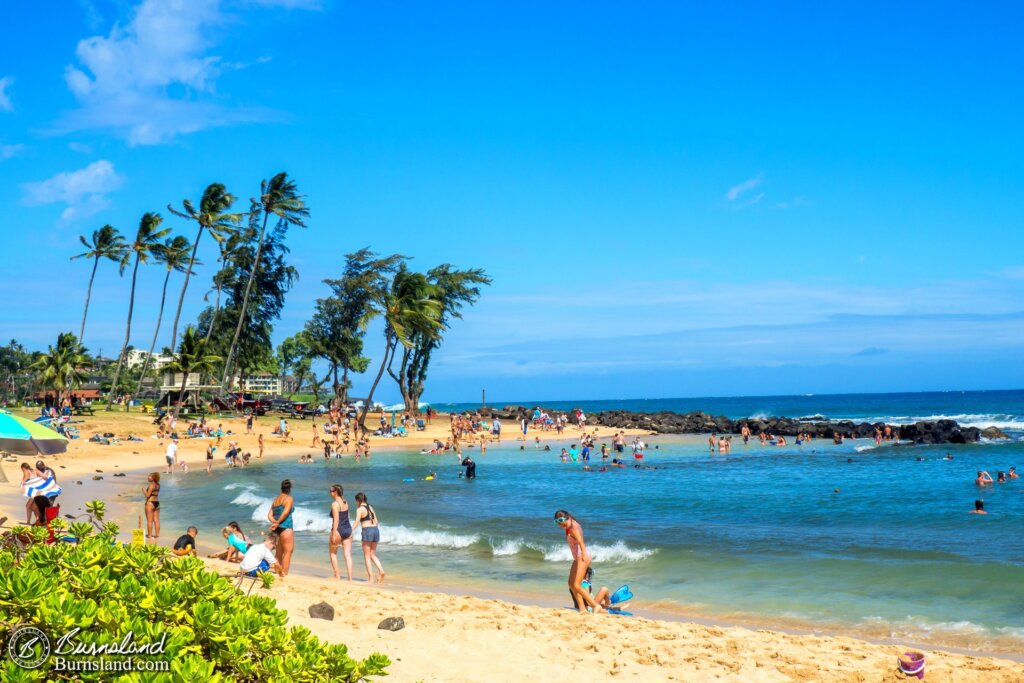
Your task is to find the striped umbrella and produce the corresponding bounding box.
[0,410,69,455]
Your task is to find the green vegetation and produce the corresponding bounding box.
[23,171,488,414]
[0,501,390,682]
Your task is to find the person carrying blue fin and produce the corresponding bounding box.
[581,567,634,616]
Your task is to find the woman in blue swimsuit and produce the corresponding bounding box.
[328,484,354,581]
[268,479,295,576]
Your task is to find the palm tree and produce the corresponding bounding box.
[167,183,240,353]
[359,267,442,428]
[31,333,90,404]
[203,222,252,347]
[106,213,170,411]
[71,225,128,344]
[221,173,308,390]
[165,326,221,415]
[134,235,195,400]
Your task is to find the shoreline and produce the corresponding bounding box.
[3,408,1024,679]
[204,556,1024,682]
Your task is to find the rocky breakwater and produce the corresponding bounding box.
[477,406,981,445]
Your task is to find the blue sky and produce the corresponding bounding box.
[1,0,1022,403]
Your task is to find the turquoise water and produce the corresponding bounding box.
[435,389,1024,431]
[156,424,1024,652]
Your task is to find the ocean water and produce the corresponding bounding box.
[154,390,1024,653]
[434,389,1024,431]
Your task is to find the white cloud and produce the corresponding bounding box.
[725,173,763,201]
[0,76,13,111]
[55,0,312,144]
[21,160,124,224]
[68,141,93,153]
[1,144,24,160]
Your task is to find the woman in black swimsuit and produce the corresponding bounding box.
[143,471,160,538]
[328,484,354,581]
[354,492,385,584]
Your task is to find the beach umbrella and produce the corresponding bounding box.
[0,410,69,455]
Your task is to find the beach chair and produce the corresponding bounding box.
[233,568,263,596]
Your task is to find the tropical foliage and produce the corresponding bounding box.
[29,333,90,404]
[134,235,195,398]
[70,225,128,345]
[48,168,487,415]
[221,173,308,390]
[106,213,170,410]
[167,183,241,354]
[165,326,221,412]
[0,501,389,682]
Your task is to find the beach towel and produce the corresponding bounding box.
[23,476,62,499]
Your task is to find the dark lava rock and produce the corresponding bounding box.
[981,426,1009,440]
[378,616,405,631]
[308,602,335,621]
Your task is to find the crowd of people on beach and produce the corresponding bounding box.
[152,477,388,584]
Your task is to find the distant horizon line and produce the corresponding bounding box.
[428,387,1024,406]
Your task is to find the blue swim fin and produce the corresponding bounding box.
[610,584,633,605]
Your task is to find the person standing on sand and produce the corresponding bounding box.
[143,472,160,538]
[553,510,602,613]
[328,484,354,581]
[165,438,178,474]
[267,479,295,576]
[258,434,265,459]
[354,492,385,583]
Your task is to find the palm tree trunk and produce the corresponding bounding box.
[203,282,223,347]
[341,365,349,405]
[360,330,394,429]
[170,226,204,353]
[79,256,100,343]
[106,255,141,411]
[179,370,190,415]
[134,269,171,400]
[221,212,269,390]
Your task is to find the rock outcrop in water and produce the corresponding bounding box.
[476,406,981,445]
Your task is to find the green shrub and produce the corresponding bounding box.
[0,500,389,682]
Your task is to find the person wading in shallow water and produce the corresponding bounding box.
[554,509,602,613]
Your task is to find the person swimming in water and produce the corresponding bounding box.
[970,499,987,515]
[1010,466,1019,479]
[976,470,994,486]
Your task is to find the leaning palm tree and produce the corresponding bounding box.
[71,225,128,345]
[31,332,90,405]
[134,235,195,400]
[359,267,442,428]
[167,183,241,353]
[106,213,170,411]
[203,222,252,347]
[164,326,221,415]
[221,173,308,390]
